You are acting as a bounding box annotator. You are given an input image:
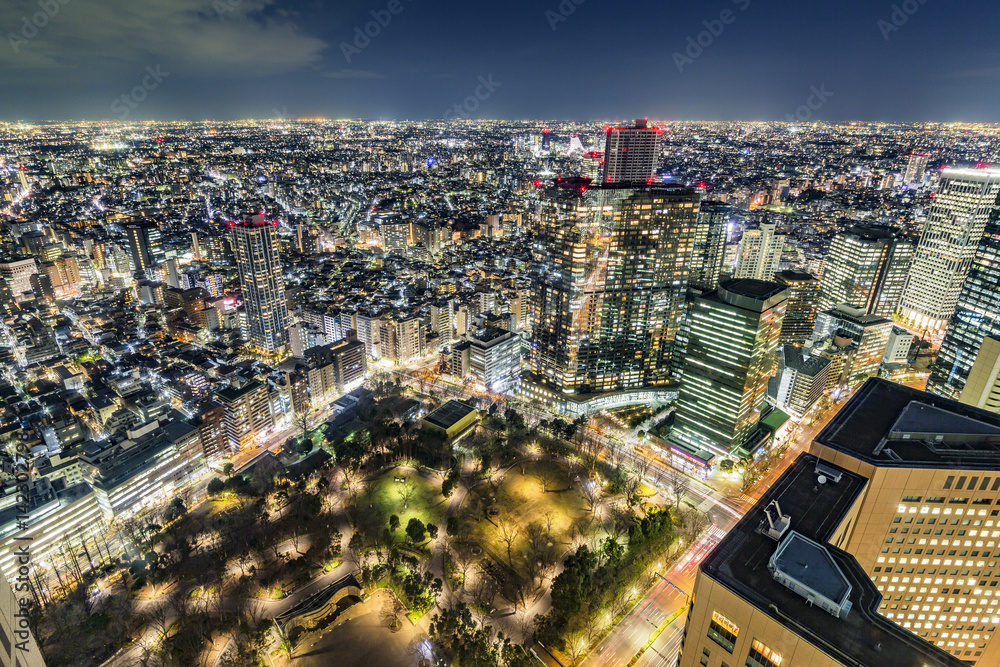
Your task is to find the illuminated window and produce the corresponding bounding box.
[747,639,782,667]
[709,611,739,653]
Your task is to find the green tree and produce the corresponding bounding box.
[406,518,426,544]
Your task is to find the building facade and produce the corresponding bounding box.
[734,223,785,281]
[689,201,730,291]
[231,216,289,352]
[671,279,788,457]
[819,224,913,318]
[601,119,660,184]
[774,269,819,346]
[899,168,1000,335]
[929,211,1000,400]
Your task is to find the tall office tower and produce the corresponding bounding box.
[959,336,1000,413]
[774,269,819,346]
[734,222,785,281]
[0,257,38,300]
[541,128,551,152]
[230,215,289,353]
[680,453,967,667]
[904,152,930,185]
[125,222,164,276]
[811,304,893,387]
[775,345,830,416]
[818,224,914,317]
[584,186,700,389]
[898,168,1000,336]
[601,119,660,184]
[803,379,1000,666]
[689,201,730,291]
[670,279,788,456]
[928,211,1000,400]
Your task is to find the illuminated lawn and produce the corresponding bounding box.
[462,458,603,569]
[354,468,448,545]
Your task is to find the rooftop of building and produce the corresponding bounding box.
[719,278,787,300]
[422,399,477,430]
[701,453,966,667]
[783,345,832,376]
[816,377,1000,469]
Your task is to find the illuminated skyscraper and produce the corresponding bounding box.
[671,279,787,456]
[231,215,289,352]
[898,168,1000,335]
[125,222,164,277]
[689,200,730,291]
[928,210,1000,399]
[903,152,929,186]
[818,224,913,318]
[774,269,819,346]
[734,222,785,281]
[586,186,699,389]
[528,184,699,394]
[602,119,659,184]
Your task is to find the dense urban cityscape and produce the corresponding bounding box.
[0,115,999,667]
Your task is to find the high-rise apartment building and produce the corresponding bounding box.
[231,216,289,352]
[588,186,699,389]
[601,119,660,184]
[819,224,914,317]
[959,336,1000,413]
[904,152,930,186]
[671,279,788,456]
[380,316,424,365]
[898,168,1000,335]
[690,201,730,291]
[734,222,785,281]
[217,380,274,451]
[528,184,699,394]
[529,186,597,393]
[774,269,819,346]
[929,211,1000,400]
[125,222,164,277]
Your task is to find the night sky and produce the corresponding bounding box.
[1,0,998,122]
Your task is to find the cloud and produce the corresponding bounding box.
[0,0,327,78]
[948,66,1000,80]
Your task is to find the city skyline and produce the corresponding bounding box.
[1,0,1000,122]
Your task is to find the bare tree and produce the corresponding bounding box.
[495,515,520,568]
[581,479,602,513]
[536,465,556,493]
[380,592,407,631]
[399,478,416,509]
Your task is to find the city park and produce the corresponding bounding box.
[28,373,719,667]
